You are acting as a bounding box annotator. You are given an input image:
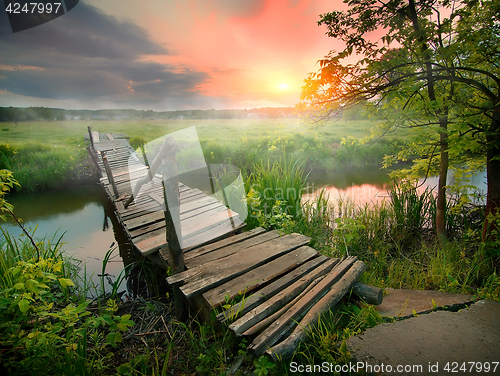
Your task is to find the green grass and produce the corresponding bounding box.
[0,118,411,192]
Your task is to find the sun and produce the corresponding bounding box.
[278,83,289,90]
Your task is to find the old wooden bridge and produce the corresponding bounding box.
[86,128,382,359]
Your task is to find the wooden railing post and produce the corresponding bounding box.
[102,151,119,198]
[161,147,185,318]
[88,126,95,154]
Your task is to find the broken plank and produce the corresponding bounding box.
[203,246,319,307]
[248,256,358,355]
[217,255,329,323]
[267,260,366,360]
[228,256,340,335]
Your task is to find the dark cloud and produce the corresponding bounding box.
[0,2,210,107]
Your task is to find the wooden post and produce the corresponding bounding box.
[207,164,235,230]
[141,144,154,181]
[88,126,95,154]
[102,151,119,198]
[86,146,100,171]
[161,142,186,319]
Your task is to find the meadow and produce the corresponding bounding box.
[0,118,410,191]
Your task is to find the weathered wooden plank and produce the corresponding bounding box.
[168,231,287,285]
[106,133,115,141]
[133,216,245,256]
[228,256,340,335]
[248,256,358,355]
[91,131,100,143]
[217,255,329,323]
[203,246,319,308]
[180,218,246,251]
[181,210,240,241]
[126,203,229,238]
[242,274,324,337]
[267,261,366,360]
[176,234,311,299]
[182,227,266,262]
[185,230,280,268]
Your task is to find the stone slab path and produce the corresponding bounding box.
[347,299,500,375]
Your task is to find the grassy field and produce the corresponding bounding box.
[0,118,411,192]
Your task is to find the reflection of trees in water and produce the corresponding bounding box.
[6,185,106,223]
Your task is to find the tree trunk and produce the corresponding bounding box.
[407,0,449,240]
[482,114,500,241]
[436,119,449,241]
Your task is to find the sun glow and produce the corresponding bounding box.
[278,83,290,90]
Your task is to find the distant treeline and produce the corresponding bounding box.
[0,106,301,122]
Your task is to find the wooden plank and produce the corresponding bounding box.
[180,219,246,251]
[168,231,293,286]
[176,234,311,299]
[106,133,115,140]
[133,216,245,256]
[91,131,100,143]
[267,260,366,360]
[242,273,324,337]
[228,256,340,335]
[126,203,229,238]
[217,255,329,323]
[181,227,266,262]
[203,246,319,307]
[248,256,358,355]
[181,210,240,241]
[185,230,280,268]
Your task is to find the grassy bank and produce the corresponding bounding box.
[0,118,409,192]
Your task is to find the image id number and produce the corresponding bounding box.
[5,2,62,14]
[444,362,499,373]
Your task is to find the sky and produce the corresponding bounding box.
[0,0,350,111]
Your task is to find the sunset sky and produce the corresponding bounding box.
[0,0,351,111]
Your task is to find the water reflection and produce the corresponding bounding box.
[1,185,126,294]
[305,168,487,206]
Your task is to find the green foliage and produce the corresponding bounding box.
[0,169,19,221]
[0,254,134,375]
[291,304,383,370]
[254,356,276,376]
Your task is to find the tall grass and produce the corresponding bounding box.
[0,227,77,289]
[244,158,306,229]
[0,143,86,192]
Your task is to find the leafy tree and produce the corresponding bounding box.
[300,0,500,240]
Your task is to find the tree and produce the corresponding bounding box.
[300,0,500,240]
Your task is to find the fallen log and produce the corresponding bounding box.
[351,281,383,306]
